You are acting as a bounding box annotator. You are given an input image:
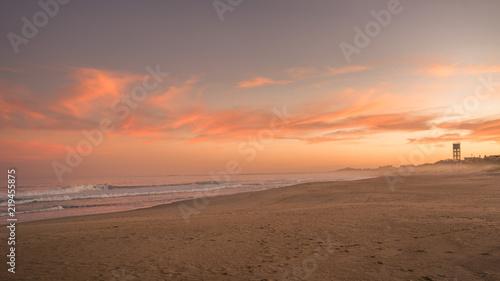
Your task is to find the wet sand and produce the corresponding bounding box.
[2,172,499,280]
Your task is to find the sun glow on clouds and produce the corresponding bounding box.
[2,64,499,146]
[1,59,499,177]
[58,68,141,117]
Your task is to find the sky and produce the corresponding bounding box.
[1,0,499,180]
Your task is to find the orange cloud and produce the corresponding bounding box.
[440,117,500,142]
[139,90,434,145]
[58,68,141,117]
[409,117,500,144]
[290,92,397,127]
[237,77,292,88]
[0,79,47,123]
[424,64,458,77]
[285,67,317,80]
[282,65,369,88]
[407,134,463,145]
[0,67,155,131]
[283,112,436,144]
[147,75,202,112]
[424,63,500,77]
[327,65,369,76]
[181,108,279,142]
[0,140,66,160]
[297,128,366,144]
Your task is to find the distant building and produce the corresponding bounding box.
[484,155,500,160]
[453,143,461,161]
[464,156,481,162]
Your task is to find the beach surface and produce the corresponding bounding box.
[2,172,499,280]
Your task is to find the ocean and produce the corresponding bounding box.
[1,172,366,223]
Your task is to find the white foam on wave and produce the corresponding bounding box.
[0,205,64,216]
[62,184,109,192]
[0,182,243,206]
[2,184,110,199]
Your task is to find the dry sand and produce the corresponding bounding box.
[1,172,499,280]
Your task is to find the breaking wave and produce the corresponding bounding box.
[0,206,64,217]
[0,182,243,206]
[62,184,109,192]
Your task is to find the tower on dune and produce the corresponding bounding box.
[453,142,461,161]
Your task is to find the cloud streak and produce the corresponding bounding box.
[237,77,292,88]
[424,63,500,77]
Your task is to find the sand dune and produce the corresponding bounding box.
[1,172,499,280]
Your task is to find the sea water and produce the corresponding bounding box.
[0,172,366,223]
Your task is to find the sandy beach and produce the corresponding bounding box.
[2,172,499,281]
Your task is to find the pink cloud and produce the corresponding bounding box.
[423,63,500,77]
[424,64,458,77]
[237,77,292,88]
[58,68,141,117]
[285,67,317,80]
[327,65,369,76]
[0,140,66,160]
[0,66,23,73]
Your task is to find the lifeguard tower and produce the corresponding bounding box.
[453,143,461,161]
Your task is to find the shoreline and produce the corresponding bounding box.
[3,175,375,226]
[2,172,499,280]
[17,176,375,227]
[7,162,497,225]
